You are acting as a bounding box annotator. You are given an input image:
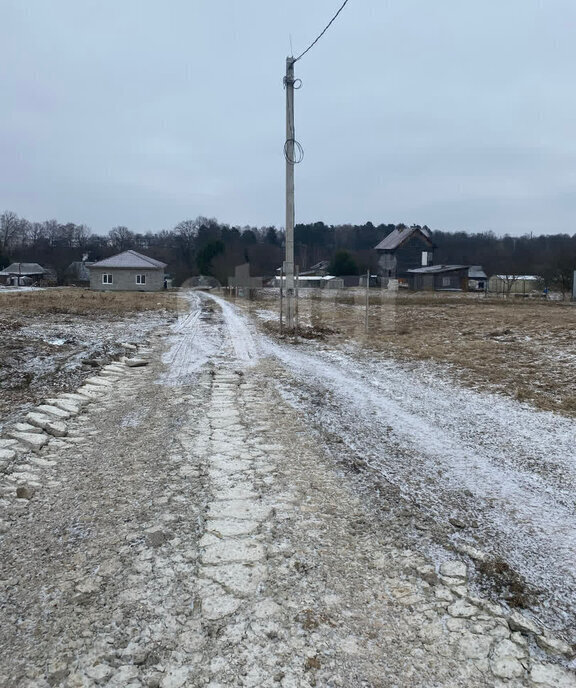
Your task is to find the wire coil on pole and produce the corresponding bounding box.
[284,138,304,164]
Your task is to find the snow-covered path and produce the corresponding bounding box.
[201,291,576,633]
[265,340,576,629]
[1,290,575,687]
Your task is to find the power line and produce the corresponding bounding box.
[294,0,351,62]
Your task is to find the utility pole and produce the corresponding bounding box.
[365,269,370,333]
[279,0,350,329]
[284,56,296,331]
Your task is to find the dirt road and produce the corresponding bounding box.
[0,292,575,687]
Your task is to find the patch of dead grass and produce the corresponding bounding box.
[0,288,179,317]
[476,558,539,609]
[238,291,576,418]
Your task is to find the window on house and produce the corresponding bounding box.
[136,274,146,285]
[102,274,113,284]
[442,276,451,287]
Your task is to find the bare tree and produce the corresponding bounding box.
[499,274,521,295]
[28,222,48,247]
[174,219,200,251]
[42,219,61,247]
[74,224,91,248]
[0,211,24,252]
[108,226,135,252]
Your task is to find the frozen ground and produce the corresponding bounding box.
[264,339,576,629]
[211,293,576,633]
[0,290,575,687]
[0,286,46,293]
[0,308,172,431]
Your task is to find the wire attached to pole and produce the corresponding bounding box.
[284,138,304,164]
[283,68,304,164]
[294,0,351,62]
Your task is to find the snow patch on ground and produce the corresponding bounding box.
[262,337,576,630]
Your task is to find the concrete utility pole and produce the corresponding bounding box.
[365,269,370,333]
[284,56,296,330]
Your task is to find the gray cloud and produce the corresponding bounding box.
[1,0,575,235]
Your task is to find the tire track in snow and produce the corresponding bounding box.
[264,338,576,631]
[160,292,223,385]
[160,292,576,629]
[202,292,259,366]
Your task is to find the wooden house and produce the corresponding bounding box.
[408,264,488,292]
[375,226,436,287]
[407,265,470,291]
[65,259,94,286]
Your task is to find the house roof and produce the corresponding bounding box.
[408,264,468,274]
[374,226,434,251]
[307,260,330,271]
[494,274,540,281]
[300,260,330,276]
[277,275,340,282]
[89,250,167,270]
[468,266,487,279]
[0,262,47,276]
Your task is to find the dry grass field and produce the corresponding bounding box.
[0,287,179,317]
[244,290,576,418]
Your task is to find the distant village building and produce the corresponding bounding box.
[407,265,469,291]
[467,266,488,292]
[407,265,488,292]
[358,274,380,288]
[0,262,49,286]
[89,250,167,291]
[299,260,330,277]
[375,226,436,287]
[65,254,94,286]
[272,261,344,289]
[488,275,541,295]
[271,275,344,289]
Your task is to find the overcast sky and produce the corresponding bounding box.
[1,0,575,236]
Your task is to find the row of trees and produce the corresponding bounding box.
[0,212,284,286]
[1,211,575,292]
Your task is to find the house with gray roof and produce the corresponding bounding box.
[407,264,488,292]
[0,262,49,286]
[375,226,436,287]
[407,264,470,291]
[89,250,167,291]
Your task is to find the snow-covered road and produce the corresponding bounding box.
[2,289,576,687]
[267,340,576,630]
[198,291,576,634]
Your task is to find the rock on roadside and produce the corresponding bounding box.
[124,358,149,368]
[26,413,68,438]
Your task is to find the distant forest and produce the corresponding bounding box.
[1,210,575,291]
